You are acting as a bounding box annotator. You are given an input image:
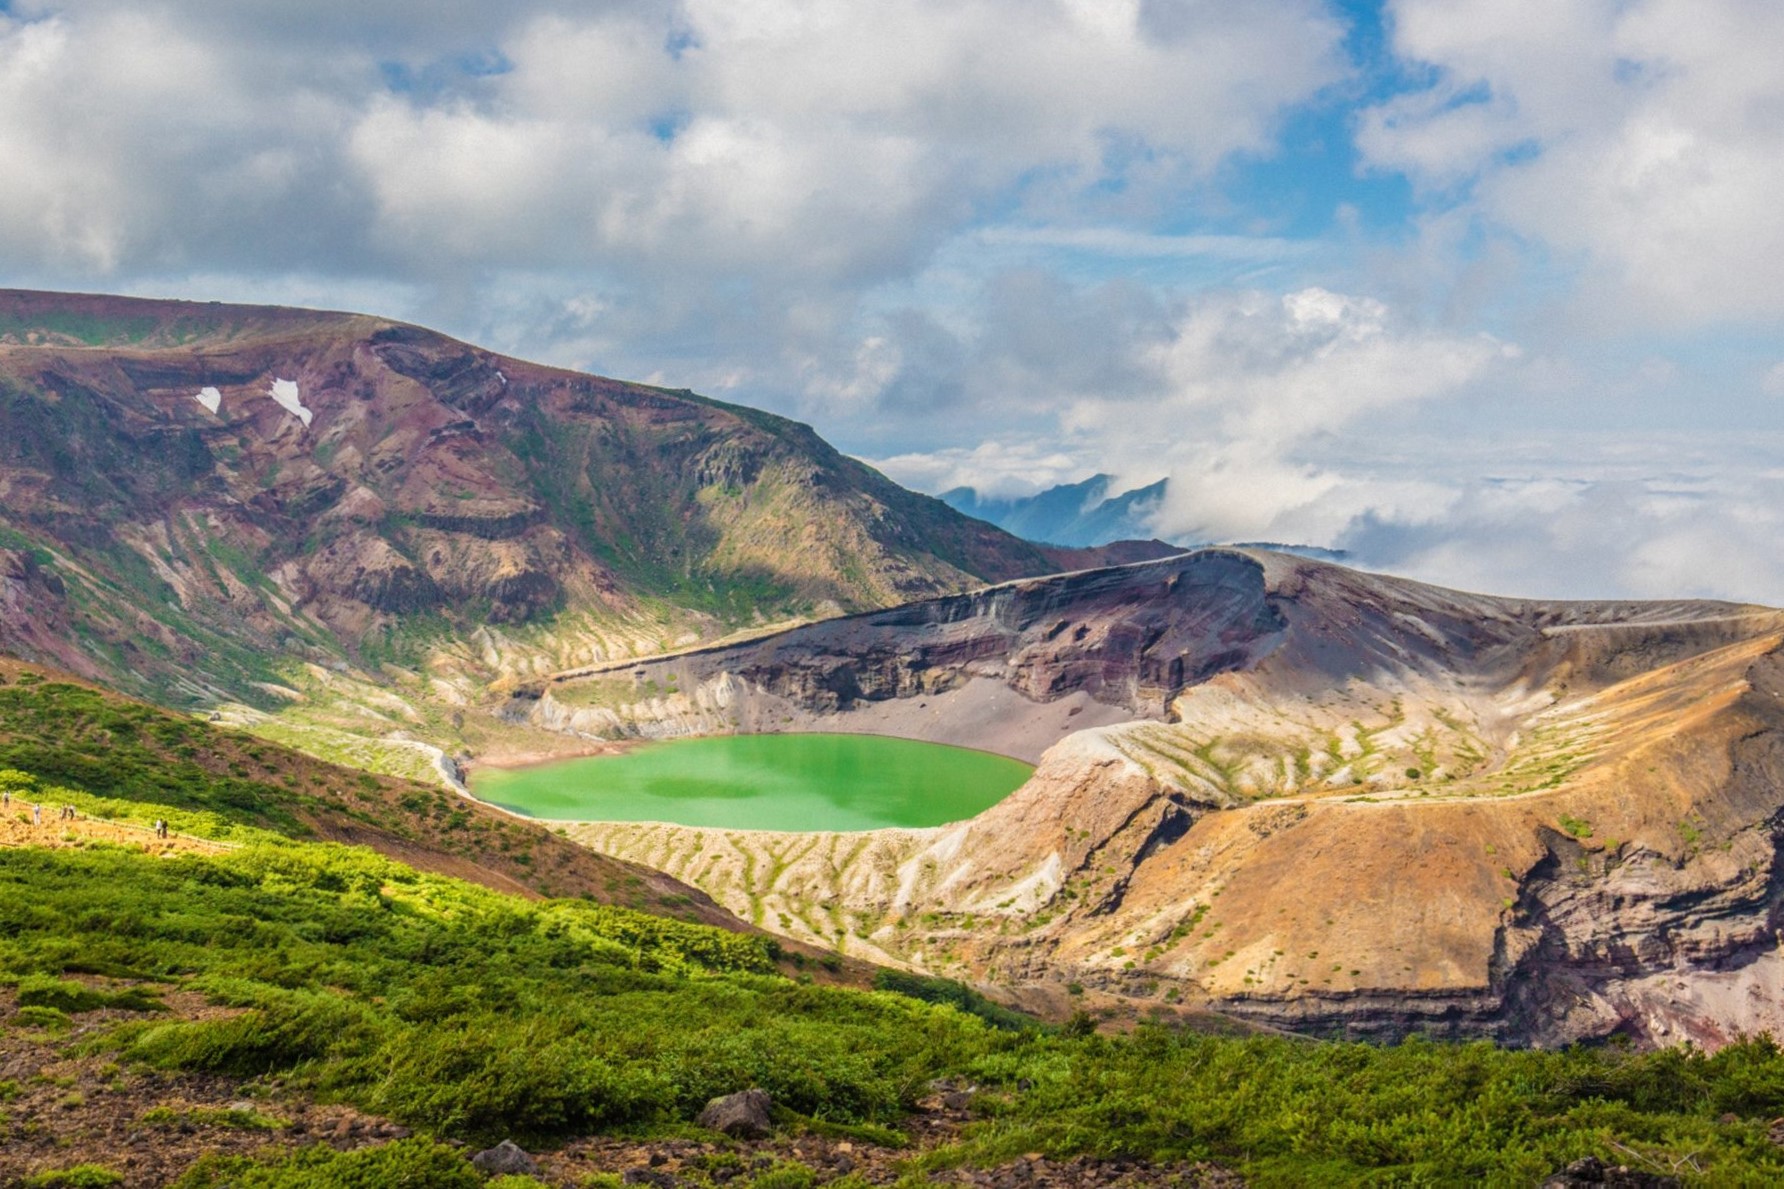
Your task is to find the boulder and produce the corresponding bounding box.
[1541,1156,1680,1187]
[696,1088,774,1139]
[471,1139,539,1176]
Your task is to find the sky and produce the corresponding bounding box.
[3,0,1784,602]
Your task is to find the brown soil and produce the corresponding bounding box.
[465,735,640,775]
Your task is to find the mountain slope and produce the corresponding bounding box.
[0,288,1059,711]
[0,655,727,919]
[532,549,1784,1047]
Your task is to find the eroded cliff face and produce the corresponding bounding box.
[546,550,1784,1047]
[519,550,1288,760]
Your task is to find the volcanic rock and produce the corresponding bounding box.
[471,1139,539,1176]
[696,1088,774,1139]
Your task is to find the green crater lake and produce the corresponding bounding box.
[471,733,1034,831]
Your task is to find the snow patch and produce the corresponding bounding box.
[268,378,313,427]
[194,386,222,414]
[495,370,507,385]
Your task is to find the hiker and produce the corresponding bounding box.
[33,803,42,825]
[156,819,168,839]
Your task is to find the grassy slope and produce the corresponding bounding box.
[0,658,722,919]
[2,676,1784,1184]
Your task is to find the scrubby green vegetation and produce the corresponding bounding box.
[0,681,320,834]
[871,970,1038,1034]
[20,1166,126,1189]
[0,676,694,909]
[3,827,1783,1184]
[2,698,1783,1185]
[175,1139,482,1189]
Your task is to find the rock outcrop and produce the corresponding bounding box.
[696,1088,774,1139]
[471,1140,540,1176]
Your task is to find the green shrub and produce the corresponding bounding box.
[22,1167,124,1189]
[5,804,1784,1183]
[14,1005,72,1031]
[15,974,162,1014]
[126,989,380,1076]
[141,1104,281,1130]
[871,970,1036,1032]
[749,1164,817,1189]
[173,1139,479,1188]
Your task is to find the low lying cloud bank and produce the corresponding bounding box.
[867,278,1784,606]
[1333,454,1784,604]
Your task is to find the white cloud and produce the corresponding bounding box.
[342,0,1347,290]
[852,279,1510,545]
[974,226,1310,262]
[1112,287,1508,541]
[865,440,1092,500]
[0,1,1347,291]
[1362,0,1784,324]
[4,0,1782,609]
[1338,454,1784,605]
[1763,362,1784,399]
[0,7,369,277]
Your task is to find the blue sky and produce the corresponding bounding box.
[1,0,1782,600]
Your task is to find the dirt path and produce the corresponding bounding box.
[0,811,235,857]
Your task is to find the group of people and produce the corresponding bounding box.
[1,787,172,838]
[5,799,79,823]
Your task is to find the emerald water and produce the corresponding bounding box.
[471,733,1033,831]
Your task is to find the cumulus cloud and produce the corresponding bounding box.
[3,0,1782,606]
[1763,362,1784,399]
[1360,0,1784,325]
[1068,284,1508,543]
[868,439,1091,500]
[343,0,1347,291]
[0,1,1345,291]
[858,276,1510,543]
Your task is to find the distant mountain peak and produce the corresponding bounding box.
[942,474,1167,547]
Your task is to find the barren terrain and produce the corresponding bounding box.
[538,550,1784,1046]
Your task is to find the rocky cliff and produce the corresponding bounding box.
[542,549,1784,1047]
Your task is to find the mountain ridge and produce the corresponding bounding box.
[941,473,1168,547]
[0,288,1122,738]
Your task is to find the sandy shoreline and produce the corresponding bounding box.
[462,737,648,781]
